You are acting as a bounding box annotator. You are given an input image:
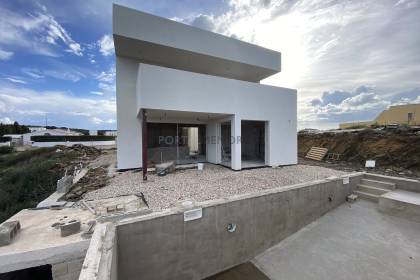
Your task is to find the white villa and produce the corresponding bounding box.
[113,4,297,171]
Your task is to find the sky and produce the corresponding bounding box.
[0,0,419,130]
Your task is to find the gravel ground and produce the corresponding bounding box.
[83,164,348,210]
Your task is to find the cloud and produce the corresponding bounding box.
[90,91,104,96]
[4,77,26,84]
[0,84,116,129]
[21,67,85,82]
[0,117,12,124]
[98,34,114,56]
[95,66,115,95]
[301,85,420,128]
[43,70,85,82]
[189,14,216,31]
[91,117,115,125]
[0,48,13,60]
[0,3,82,57]
[175,0,420,129]
[21,68,45,79]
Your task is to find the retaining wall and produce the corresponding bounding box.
[80,172,363,280]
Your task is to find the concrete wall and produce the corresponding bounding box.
[116,57,142,170]
[52,258,84,280]
[136,63,297,169]
[114,173,362,280]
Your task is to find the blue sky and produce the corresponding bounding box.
[0,0,419,130]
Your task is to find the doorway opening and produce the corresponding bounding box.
[241,120,266,168]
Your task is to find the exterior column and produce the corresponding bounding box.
[231,115,241,170]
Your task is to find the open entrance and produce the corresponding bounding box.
[241,120,266,168]
[147,123,206,166]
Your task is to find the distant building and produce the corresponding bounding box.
[24,128,83,145]
[89,130,98,136]
[104,130,117,136]
[3,134,24,146]
[28,126,47,133]
[340,103,420,129]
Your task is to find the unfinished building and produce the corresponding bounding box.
[113,4,297,171]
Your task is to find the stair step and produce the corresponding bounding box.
[360,178,396,190]
[357,184,390,196]
[354,190,380,202]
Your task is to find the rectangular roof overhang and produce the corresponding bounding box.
[113,4,281,82]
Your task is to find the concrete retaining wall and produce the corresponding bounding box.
[109,173,362,280]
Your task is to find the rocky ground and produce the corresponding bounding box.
[83,164,347,210]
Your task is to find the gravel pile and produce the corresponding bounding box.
[83,164,348,210]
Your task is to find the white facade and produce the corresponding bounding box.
[113,4,297,170]
[104,130,117,136]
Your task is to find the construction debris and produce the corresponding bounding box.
[155,161,175,175]
[64,167,109,201]
[346,194,358,203]
[60,218,81,237]
[305,147,328,161]
[0,221,21,246]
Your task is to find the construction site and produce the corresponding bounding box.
[0,126,420,280]
[1,3,420,280]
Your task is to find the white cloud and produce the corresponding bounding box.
[90,91,104,96]
[21,68,44,79]
[98,34,114,56]
[21,68,85,82]
[5,77,26,84]
[43,70,85,82]
[0,84,116,128]
[0,48,13,60]
[0,117,12,124]
[0,4,82,56]
[95,66,115,95]
[91,117,115,125]
[96,67,115,83]
[179,0,420,129]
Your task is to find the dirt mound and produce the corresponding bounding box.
[65,167,109,201]
[298,129,420,172]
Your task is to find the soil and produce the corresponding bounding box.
[64,147,116,201]
[298,128,420,178]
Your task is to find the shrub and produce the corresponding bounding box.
[0,146,13,154]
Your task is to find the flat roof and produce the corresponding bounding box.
[112,4,281,82]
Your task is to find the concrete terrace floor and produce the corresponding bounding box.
[83,164,347,210]
[253,200,420,280]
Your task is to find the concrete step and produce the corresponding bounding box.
[354,190,380,202]
[357,184,390,196]
[360,178,396,190]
